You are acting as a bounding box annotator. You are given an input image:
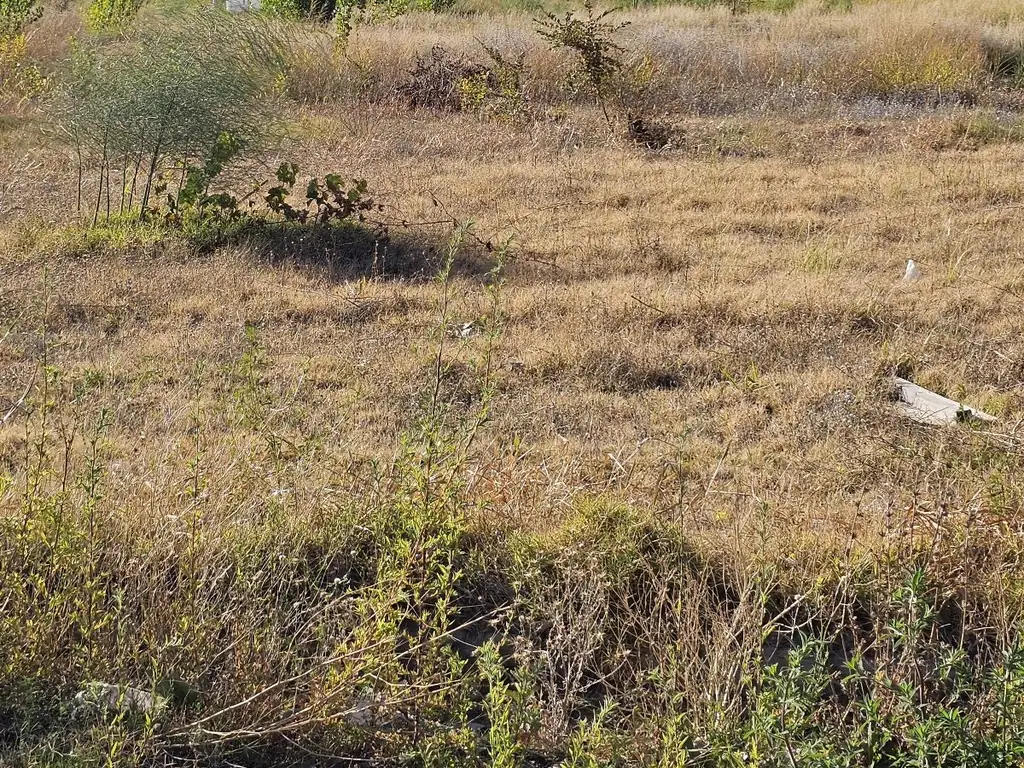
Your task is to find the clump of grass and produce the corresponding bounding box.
[983,34,1024,85]
[931,111,1024,149]
[865,28,986,99]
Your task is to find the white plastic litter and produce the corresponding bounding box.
[223,0,261,11]
[892,377,997,426]
[903,259,922,281]
[75,682,168,718]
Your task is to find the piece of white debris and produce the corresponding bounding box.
[222,0,261,12]
[75,682,168,719]
[342,695,378,728]
[457,322,475,339]
[892,377,996,426]
[903,259,922,281]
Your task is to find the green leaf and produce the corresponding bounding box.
[324,173,343,194]
[276,162,298,186]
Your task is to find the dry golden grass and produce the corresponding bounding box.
[3,0,1024,763]
[280,0,1024,112]
[4,103,1024,558]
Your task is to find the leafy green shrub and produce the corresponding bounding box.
[262,0,338,20]
[404,0,455,13]
[457,44,529,122]
[264,161,378,224]
[0,28,45,105]
[260,0,304,18]
[0,0,40,37]
[262,0,450,27]
[478,641,541,768]
[85,0,143,32]
[119,159,381,253]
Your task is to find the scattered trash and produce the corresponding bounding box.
[892,377,996,426]
[342,695,378,729]
[340,693,412,732]
[903,259,922,282]
[75,682,168,719]
[221,0,261,12]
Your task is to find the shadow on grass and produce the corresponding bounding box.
[38,214,502,284]
[193,217,501,283]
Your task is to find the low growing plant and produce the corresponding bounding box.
[458,44,529,122]
[0,29,45,105]
[264,161,378,225]
[85,0,143,32]
[0,0,44,106]
[0,0,40,37]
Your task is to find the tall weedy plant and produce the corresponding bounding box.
[536,0,628,123]
[56,8,289,224]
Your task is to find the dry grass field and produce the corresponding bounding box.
[3,0,1024,765]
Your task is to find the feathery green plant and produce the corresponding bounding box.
[56,8,288,223]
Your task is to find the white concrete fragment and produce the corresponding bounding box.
[893,377,996,426]
[903,259,922,281]
[76,682,168,718]
[218,0,261,12]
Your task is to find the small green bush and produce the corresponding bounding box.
[0,0,44,105]
[536,0,627,120]
[264,161,377,224]
[0,0,40,37]
[0,29,45,104]
[261,0,450,25]
[260,0,331,20]
[85,0,143,31]
[457,44,529,122]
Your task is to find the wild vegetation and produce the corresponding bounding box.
[2,0,1024,765]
